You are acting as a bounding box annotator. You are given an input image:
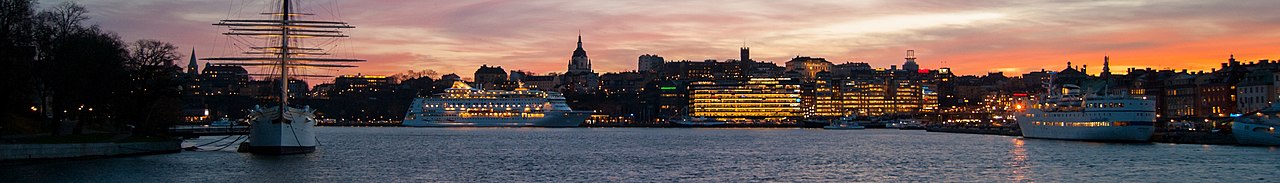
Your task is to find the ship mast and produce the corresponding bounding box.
[280,0,291,122]
[204,0,362,123]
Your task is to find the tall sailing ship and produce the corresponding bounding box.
[402,81,589,127]
[1017,84,1157,142]
[203,0,363,154]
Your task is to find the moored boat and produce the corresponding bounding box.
[402,81,589,127]
[823,116,867,130]
[1016,84,1156,142]
[669,117,729,127]
[1231,103,1280,146]
[206,0,365,154]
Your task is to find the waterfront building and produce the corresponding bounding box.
[1164,73,1199,118]
[333,74,390,95]
[655,80,689,121]
[748,60,786,78]
[309,83,333,98]
[785,56,833,81]
[1197,74,1237,117]
[1021,69,1052,90]
[597,71,657,123]
[831,62,873,78]
[243,78,308,100]
[199,63,250,96]
[688,78,802,123]
[801,71,842,118]
[508,70,559,91]
[1236,69,1278,113]
[473,65,514,90]
[1126,68,1178,117]
[474,65,507,86]
[600,71,649,95]
[658,59,757,80]
[835,79,891,116]
[638,54,664,73]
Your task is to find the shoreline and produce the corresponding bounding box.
[0,139,182,162]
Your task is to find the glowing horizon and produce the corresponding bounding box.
[45,0,1280,80]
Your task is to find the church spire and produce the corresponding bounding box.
[186,48,198,75]
[1102,55,1112,77]
[568,32,591,73]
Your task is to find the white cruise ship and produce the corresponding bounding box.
[402,81,589,127]
[1017,85,1157,142]
[1231,103,1280,146]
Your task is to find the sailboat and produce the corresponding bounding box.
[203,0,363,154]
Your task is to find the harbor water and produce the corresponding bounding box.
[4,127,1278,182]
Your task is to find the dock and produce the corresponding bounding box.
[168,126,250,138]
[926,126,1021,136]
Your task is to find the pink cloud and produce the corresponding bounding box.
[45,0,1280,81]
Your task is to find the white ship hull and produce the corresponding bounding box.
[241,106,318,154]
[403,111,589,127]
[1017,95,1157,142]
[1018,121,1154,141]
[1232,122,1280,146]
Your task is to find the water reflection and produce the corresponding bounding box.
[1009,138,1029,182]
[5,128,1280,182]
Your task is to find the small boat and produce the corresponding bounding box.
[209,118,236,126]
[896,119,926,130]
[824,116,866,130]
[1232,103,1280,146]
[669,117,728,127]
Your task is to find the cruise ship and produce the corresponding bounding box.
[402,81,589,127]
[1231,103,1280,146]
[1017,85,1157,142]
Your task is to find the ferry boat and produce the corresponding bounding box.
[1017,85,1156,142]
[402,81,589,127]
[1231,103,1280,146]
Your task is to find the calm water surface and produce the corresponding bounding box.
[4,127,1279,182]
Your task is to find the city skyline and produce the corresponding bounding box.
[46,0,1280,78]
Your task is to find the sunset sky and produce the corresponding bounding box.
[45,0,1280,80]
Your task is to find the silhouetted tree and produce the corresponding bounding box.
[0,2,184,136]
[121,39,184,135]
[0,0,38,136]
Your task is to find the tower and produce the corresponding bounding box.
[740,44,750,62]
[903,50,919,71]
[186,48,198,75]
[567,33,592,74]
[1101,55,1111,77]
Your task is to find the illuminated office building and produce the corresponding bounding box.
[688,78,802,123]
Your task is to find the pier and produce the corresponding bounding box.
[168,126,250,138]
